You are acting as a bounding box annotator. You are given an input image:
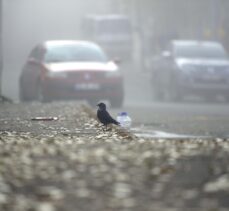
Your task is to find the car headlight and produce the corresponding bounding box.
[105,71,122,78]
[46,71,68,78]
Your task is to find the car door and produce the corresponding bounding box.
[20,45,45,100]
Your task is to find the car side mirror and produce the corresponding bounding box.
[113,58,122,65]
[28,58,40,65]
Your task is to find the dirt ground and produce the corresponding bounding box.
[0,101,229,211]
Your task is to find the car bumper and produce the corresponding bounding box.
[180,79,229,95]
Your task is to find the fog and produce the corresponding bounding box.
[1,0,229,104]
[2,0,114,100]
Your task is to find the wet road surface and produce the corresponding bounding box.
[110,101,229,138]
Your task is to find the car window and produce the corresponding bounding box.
[44,44,108,63]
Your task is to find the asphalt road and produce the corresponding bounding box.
[120,102,229,138]
[110,63,229,138]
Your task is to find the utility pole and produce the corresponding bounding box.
[211,0,220,39]
[0,0,2,96]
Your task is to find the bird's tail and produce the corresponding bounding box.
[113,120,120,125]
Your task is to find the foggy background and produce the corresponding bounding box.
[1,0,229,102]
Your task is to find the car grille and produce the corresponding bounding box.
[197,65,228,73]
[190,65,229,84]
[66,71,106,81]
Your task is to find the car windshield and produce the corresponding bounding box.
[45,43,108,63]
[174,44,228,59]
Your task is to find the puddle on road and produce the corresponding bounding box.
[59,127,217,139]
[131,127,212,139]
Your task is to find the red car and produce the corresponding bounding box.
[19,40,124,107]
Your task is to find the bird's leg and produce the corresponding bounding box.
[106,125,112,131]
[104,125,110,132]
[101,124,106,132]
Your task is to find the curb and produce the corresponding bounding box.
[81,104,137,141]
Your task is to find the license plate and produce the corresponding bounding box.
[75,83,100,90]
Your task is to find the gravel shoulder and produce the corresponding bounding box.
[0,102,229,211]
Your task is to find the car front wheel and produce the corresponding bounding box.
[35,81,48,102]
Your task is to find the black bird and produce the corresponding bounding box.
[97,102,120,129]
